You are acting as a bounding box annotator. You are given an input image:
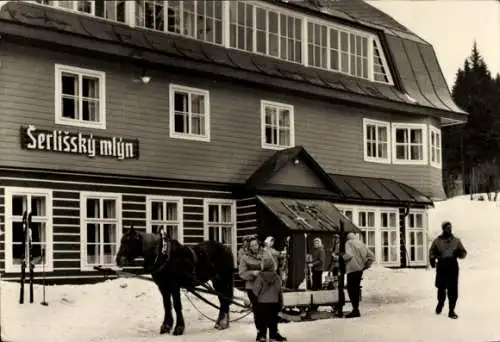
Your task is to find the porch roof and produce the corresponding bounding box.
[257,195,361,234]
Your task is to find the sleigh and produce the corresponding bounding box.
[241,197,364,321]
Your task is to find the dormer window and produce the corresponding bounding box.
[34,0,126,23]
[306,19,392,84]
[32,0,394,85]
[229,2,303,64]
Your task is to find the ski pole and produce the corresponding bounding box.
[41,248,48,306]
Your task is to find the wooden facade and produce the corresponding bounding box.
[0,0,467,283]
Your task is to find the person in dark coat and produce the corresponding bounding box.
[252,256,287,342]
[429,221,467,319]
[310,237,326,290]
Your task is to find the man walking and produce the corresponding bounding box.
[429,221,467,319]
[342,232,375,318]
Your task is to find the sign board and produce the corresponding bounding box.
[20,125,139,160]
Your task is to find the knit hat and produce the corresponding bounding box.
[261,256,275,271]
[264,236,274,246]
[442,221,452,230]
[243,234,258,243]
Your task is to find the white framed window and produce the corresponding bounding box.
[305,17,392,84]
[379,210,399,266]
[363,119,390,164]
[36,1,394,85]
[229,2,303,63]
[391,123,428,165]
[169,84,210,142]
[307,22,328,69]
[146,196,183,243]
[54,64,106,130]
[34,1,127,22]
[357,209,377,259]
[134,0,223,45]
[80,192,122,271]
[4,187,53,273]
[204,199,237,266]
[429,126,442,168]
[338,207,354,222]
[261,100,295,150]
[405,210,427,266]
[335,205,408,266]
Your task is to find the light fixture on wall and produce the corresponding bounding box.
[134,67,151,84]
[140,68,151,84]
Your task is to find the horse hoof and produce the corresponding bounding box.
[218,323,229,330]
[217,316,229,330]
[173,326,185,336]
[160,325,172,334]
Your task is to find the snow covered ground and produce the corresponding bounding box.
[2,194,500,342]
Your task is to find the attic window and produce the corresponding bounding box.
[373,39,390,84]
[306,18,393,84]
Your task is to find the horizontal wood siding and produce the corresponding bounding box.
[183,198,204,245]
[0,173,232,282]
[123,195,146,230]
[53,190,80,271]
[0,43,444,199]
[236,197,258,246]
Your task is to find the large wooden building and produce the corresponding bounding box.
[0,0,467,284]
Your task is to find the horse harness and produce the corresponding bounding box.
[150,232,199,280]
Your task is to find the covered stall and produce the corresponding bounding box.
[255,196,362,317]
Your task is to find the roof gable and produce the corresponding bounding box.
[245,146,342,195]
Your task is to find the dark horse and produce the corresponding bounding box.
[115,226,234,336]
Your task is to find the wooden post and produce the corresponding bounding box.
[336,221,346,317]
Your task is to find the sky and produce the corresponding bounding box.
[367,0,500,89]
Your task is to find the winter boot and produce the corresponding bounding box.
[270,333,288,341]
[435,302,444,315]
[345,310,361,318]
[448,312,458,319]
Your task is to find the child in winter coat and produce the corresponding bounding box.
[252,256,287,342]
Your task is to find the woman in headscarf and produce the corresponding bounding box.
[239,236,266,341]
[263,236,281,271]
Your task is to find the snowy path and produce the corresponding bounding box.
[3,196,500,342]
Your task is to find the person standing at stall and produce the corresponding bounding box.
[342,232,374,318]
[239,236,265,341]
[263,236,281,271]
[310,237,326,290]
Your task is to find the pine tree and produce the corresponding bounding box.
[445,42,500,195]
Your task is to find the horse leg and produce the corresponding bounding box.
[171,287,185,336]
[213,278,231,330]
[159,286,174,334]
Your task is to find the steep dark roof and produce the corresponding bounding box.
[0,1,466,123]
[276,0,418,39]
[271,0,466,120]
[257,195,362,233]
[245,146,434,207]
